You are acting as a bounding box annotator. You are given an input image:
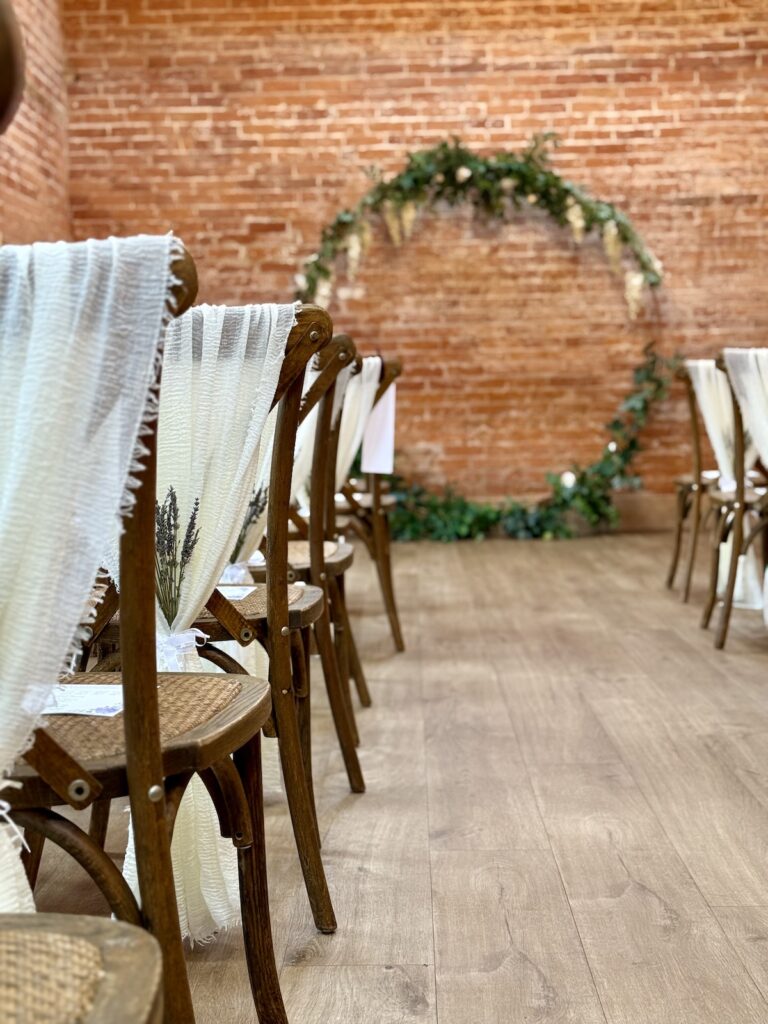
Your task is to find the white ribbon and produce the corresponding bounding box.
[219,562,253,585]
[0,781,26,852]
[157,628,209,673]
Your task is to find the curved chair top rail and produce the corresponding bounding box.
[274,304,333,407]
[373,356,402,407]
[0,0,24,135]
[300,334,358,423]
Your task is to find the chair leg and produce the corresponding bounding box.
[328,574,360,744]
[232,736,290,1024]
[715,505,745,650]
[701,507,729,629]
[291,626,319,846]
[88,797,111,849]
[681,487,703,604]
[313,606,366,794]
[371,508,405,652]
[331,574,372,709]
[666,486,688,589]
[271,667,338,933]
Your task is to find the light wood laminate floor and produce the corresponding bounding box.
[35,534,768,1022]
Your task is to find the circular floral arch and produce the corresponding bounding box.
[296,136,674,539]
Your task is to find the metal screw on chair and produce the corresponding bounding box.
[339,351,347,361]
[287,569,296,582]
[147,784,164,803]
[319,571,326,581]
[281,626,290,636]
[310,330,319,343]
[241,627,254,643]
[67,779,90,802]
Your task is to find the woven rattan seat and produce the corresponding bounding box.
[98,583,303,645]
[335,491,396,513]
[286,540,338,563]
[249,541,354,581]
[43,673,244,762]
[0,926,102,1023]
[707,486,768,505]
[215,582,303,618]
[0,914,162,1023]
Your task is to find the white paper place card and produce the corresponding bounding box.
[43,684,124,717]
[248,550,266,567]
[361,382,396,474]
[218,585,256,601]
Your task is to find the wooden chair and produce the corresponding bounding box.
[0,914,163,1024]
[699,357,767,649]
[337,358,405,653]
[87,306,342,935]
[9,270,299,1024]
[251,335,369,758]
[0,24,166,1024]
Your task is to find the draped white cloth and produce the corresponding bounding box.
[686,359,756,489]
[335,356,382,490]
[0,234,176,912]
[111,302,297,943]
[686,359,762,610]
[724,348,768,619]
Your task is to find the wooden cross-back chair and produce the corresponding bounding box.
[252,334,370,766]
[87,305,341,938]
[337,357,405,653]
[1,13,175,1021]
[9,285,332,1024]
[700,356,768,650]
[6,252,200,1023]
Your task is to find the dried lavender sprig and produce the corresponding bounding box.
[155,486,201,626]
[230,486,268,563]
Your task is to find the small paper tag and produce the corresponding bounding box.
[219,585,256,601]
[43,684,123,717]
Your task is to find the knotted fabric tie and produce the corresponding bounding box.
[157,628,209,672]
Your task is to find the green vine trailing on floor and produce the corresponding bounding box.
[295,134,663,318]
[388,344,678,541]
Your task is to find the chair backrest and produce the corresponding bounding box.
[335,355,382,491]
[264,308,333,687]
[304,337,359,572]
[0,235,187,911]
[685,358,755,489]
[723,348,768,471]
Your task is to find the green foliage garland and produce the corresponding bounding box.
[295,135,670,541]
[295,135,663,317]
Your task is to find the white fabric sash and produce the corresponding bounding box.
[0,234,177,911]
[112,302,296,943]
[686,359,756,489]
[362,382,396,474]
[335,355,382,490]
[723,348,768,618]
[687,358,761,609]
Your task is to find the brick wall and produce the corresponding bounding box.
[60,0,768,499]
[0,0,69,243]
